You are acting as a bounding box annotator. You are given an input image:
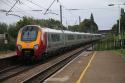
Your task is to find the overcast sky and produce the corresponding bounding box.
[0,0,125,30]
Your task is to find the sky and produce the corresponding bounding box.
[0,0,125,30]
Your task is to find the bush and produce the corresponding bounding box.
[8,42,16,51]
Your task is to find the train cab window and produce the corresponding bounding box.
[21,26,38,41]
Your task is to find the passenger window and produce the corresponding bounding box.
[51,34,60,42]
[48,34,51,42]
[67,34,74,40]
[77,35,82,39]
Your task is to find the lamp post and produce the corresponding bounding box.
[108,3,125,47]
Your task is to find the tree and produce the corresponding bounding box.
[112,24,118,35]
[90,13,94,22]
[111,8,125,35]
[120,8,125,34]
[0,23,8,34]
[36,18,64,30]
[8,24,18,39]
[79,18,98,33]
[16,17,66,30]
[16,16,35,29]
[68,25,80,31]
[67,13,98,33]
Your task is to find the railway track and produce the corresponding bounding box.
[0,56,17,71]
[0,64,40,81]
[24,47,88,83]
[0,45,92,83]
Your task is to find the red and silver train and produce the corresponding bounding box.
[16,25,101,60]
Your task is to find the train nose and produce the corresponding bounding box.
[26,44,30,48]
[22,49,34,58]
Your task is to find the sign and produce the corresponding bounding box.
[0,34,5,40]
[4,40,8,44]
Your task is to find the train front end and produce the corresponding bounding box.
[16,25,46,60]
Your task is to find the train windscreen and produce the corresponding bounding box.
[21,26,38,41]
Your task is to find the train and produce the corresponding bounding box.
[16,25,101,60]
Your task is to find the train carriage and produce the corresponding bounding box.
[16,25,101,60]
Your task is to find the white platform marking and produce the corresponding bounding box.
[45,76,70,82]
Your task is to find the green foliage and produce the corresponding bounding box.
[16,17,66,30]
[68,25,80,31]
[112,24,118,35]
[16,16,35,29]
[94,35,125,51]
[90,13,94,22]
[7,41,16,51]
[68,13,98,33]
[111,8,125,35]
[0,23,8,34]
[116,49,125,56]
[0,41,16,51]
[35,18,65,30]
[79,19,98,33]
[8,24,18,39]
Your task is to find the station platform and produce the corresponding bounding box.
[0,51,16,59]
[44,51,125,83]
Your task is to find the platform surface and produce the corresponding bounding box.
[0,51,16,59]
[44,51,125,83]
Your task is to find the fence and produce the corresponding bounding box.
[94,38,125,50]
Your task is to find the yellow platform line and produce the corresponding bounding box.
[76,51,96,83]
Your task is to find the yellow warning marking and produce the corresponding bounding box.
[76,52,96,83]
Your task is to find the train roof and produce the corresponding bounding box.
[42,27,88,34]
[20,25,101,36]
[43,27,63,33]
[43,28,90,35]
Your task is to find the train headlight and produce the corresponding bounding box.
[34,44,39,50]
[17,45,22,51]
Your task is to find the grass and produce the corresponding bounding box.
[116,48,125,56]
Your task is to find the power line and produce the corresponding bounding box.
[44,0,56,15]
[6,0,20,16]
[1,0,41,18]
[1,0,30,17]
[22,0,43,15]
[26,0,58,16]
[0,9,43,12]
[5,0,39,12]
[0,0,24,17]
[57,0,79,25]
[7,13,22,18]
[26,0,46,10]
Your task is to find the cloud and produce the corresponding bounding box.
[0,0,125,30]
